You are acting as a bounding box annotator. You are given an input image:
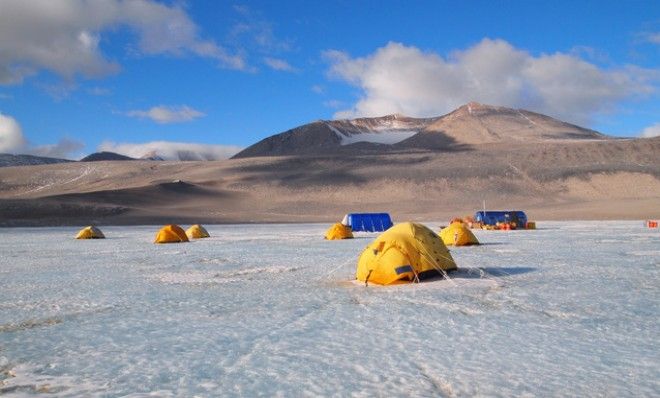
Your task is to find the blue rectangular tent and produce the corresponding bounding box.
[342,213,393,232]
[474,211,527,226]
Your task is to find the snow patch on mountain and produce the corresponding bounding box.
[340,130,418,145]
[325,122,419,146]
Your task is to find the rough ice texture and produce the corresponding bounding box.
[0,222,658,396]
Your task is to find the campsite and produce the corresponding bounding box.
[1,221,658,396]
[1,1,659,396]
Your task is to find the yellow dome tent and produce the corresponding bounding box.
[155,224,189,244]
[440,222,479,246]
[324,223,353,240]
[356,222,457,285]
[186,224,210,239]
[75,226,105,239]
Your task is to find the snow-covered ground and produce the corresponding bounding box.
[0,222,658,396]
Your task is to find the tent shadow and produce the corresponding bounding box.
[461,242,505,246]
[448,266,536,279]
[340,266,536,286]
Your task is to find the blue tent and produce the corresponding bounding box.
[474,211,527,227]
[342,213,393,232]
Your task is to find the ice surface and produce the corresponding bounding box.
[0,222,658,396]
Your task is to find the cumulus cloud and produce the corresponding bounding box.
[99,141,243,160]
[0,112,83,158]
[126,105,205,124]
[640,123,660,138]
[324,39,654,125]
[264,57,297,72]
[0,112,27,152]
[0,0,247,84]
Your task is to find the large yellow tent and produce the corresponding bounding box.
[440,222,479,246]
[324,223,353,240]
[356,222,457,285]
[75,226,105,239]
[155,224,189,244]
[186,224,210,239]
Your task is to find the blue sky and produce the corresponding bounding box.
[0,0,658,159]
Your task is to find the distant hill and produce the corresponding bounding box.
[80,151,136,162]
[233,102,607,158]
[0,153,72,167]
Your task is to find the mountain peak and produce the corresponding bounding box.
[454,101,501,115]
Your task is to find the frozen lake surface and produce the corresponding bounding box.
[0,222,658,396]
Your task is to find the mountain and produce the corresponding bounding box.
[80,151,136,162]
[232,102,607,158]
[0,102,657,226]
[1,134,658,226]
[0,153,72,168]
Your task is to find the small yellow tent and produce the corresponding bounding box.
[154,224,189,244]
[356,222,457,285]
[324,223,353,240]
[186,224,210,239]
[440,222,479,246]
[75,226,105,239]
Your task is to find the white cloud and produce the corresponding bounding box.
[29,137,85,159]
[323,100,344,109]
[87,86,111,96]
[0,112,83,158]
[324,39,654,125]
[39,80,78,101]
[0,0,247,84]
[99,141,243,160]
[264,57,297,72]
[0,112,26,152]
[229,7,292,54]
[126,105,205,124]
[640,123,660,138]
[644,32,660,45]
[311,85,324,94]
[226,5,293,73]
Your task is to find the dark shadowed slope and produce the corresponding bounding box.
[80,151,136,162]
